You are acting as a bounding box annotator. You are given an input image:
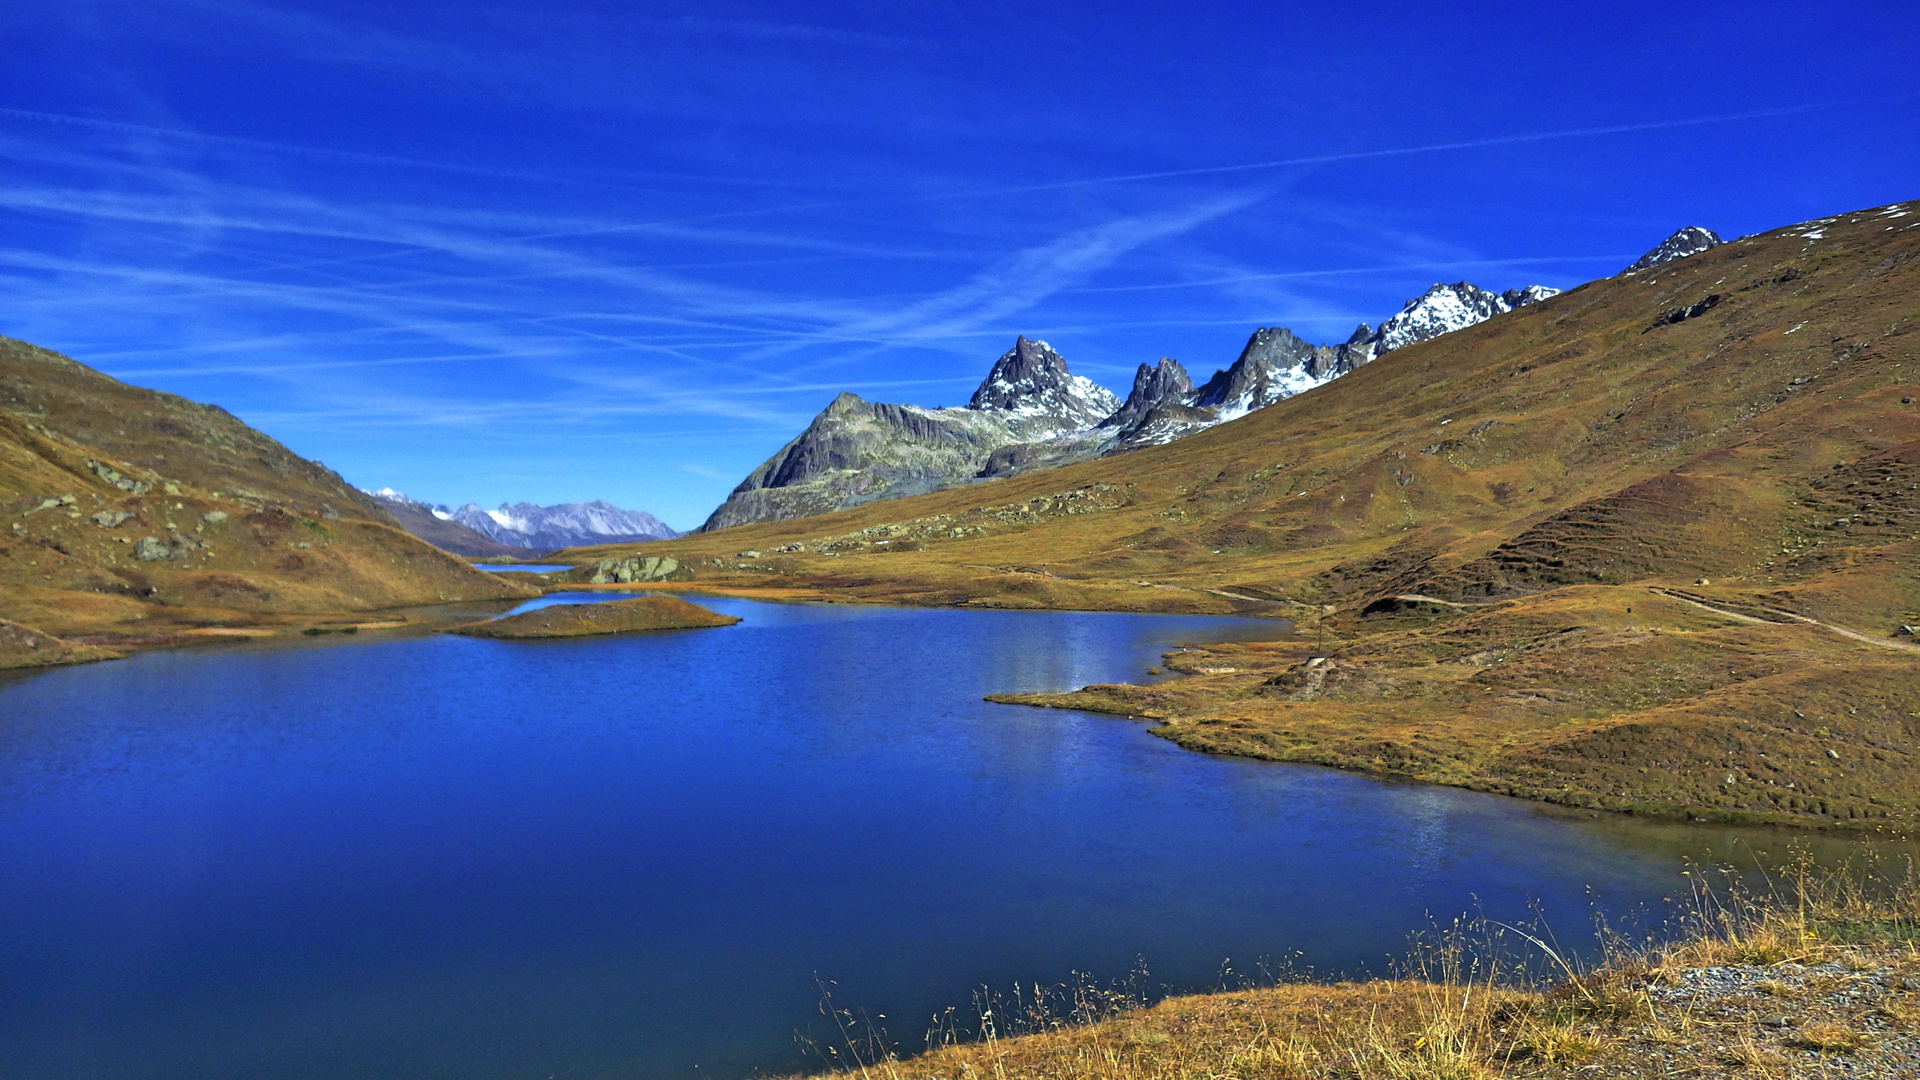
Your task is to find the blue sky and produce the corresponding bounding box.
[1,2,1915,529]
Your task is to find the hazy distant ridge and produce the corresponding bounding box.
[365,490,678,553]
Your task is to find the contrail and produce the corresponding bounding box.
[0,106,795,190]
[1068,253,1635,294]
[0,106,515,174]
[0,98,1843,276]
[957,103,1831,197]
[477,102,1845,243]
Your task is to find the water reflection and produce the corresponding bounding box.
[0,599,1904,1080]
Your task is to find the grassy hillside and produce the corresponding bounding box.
[556,199,1920,828]
[0,337,535,668]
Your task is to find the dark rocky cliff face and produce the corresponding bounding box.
[742,392,1007,494]
[1099,358,1192,432]
[1191,328,1336,408]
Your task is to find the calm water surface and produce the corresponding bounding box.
[0,598,1876,1078]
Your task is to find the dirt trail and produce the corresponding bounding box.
[1648,587,1920,656]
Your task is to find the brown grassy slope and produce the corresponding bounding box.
[556,200,1920,827]
[0,339,535,665]
[2,335,385,513]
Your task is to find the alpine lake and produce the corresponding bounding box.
[0,593,1901,1078]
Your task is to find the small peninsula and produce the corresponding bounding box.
[445,595,740,639]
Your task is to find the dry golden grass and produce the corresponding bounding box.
[1788,1023,1871,1054]
[785,855,1920,1080]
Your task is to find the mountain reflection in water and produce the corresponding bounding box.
[0,598,1889,1079]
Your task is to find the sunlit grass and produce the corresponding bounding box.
[787,850,1920,1078]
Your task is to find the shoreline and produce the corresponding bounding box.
[9,578,1914,836]
[782,860,1920,1080]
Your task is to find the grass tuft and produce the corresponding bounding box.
[787,851,1920,1079]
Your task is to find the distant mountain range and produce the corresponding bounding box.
[700,226,1733,533]
[700,276,1585,530]
[363,490,677,555]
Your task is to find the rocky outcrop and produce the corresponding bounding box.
[1098,284,1558,450]
[588,555,684,583]
[1336,282,1561,367]
[1100,358,1193,433]
[1624,227,1723,274]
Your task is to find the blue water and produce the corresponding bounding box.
[472,563,571,573]
[0,599,1850,1078]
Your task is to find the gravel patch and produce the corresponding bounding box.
[1589,953,1920,1078]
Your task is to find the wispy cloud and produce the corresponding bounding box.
[1066,253,1633,294]
[664,16,938,51]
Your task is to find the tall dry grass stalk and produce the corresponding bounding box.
[785,849,1919,1079]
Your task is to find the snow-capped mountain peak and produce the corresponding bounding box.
[451,500,677,550]
[967,336,1122,430]
[1624,227,1723,274]
[362,486,455,520]
[1377,283,1514,353]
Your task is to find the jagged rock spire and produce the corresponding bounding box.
[967,336,1120,428]
[1100,358,1192,431]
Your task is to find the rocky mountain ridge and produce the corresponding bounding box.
[451,499,678,550]
[702,276,1563,531]
[1625,226,1724,274]
[363,489,677,552]
[965,336,1122,427]
[701,337,1132,531]
[359,489,525,558]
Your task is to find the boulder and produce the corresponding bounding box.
[589,555,682,583]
